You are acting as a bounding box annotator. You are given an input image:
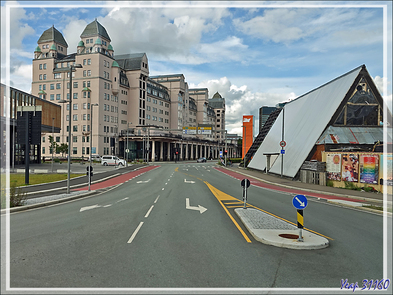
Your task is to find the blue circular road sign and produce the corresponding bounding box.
[292,194,308,209]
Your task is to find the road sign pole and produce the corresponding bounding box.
[243,186,247,209]
[292,194,307,242]
[297,209,304,242]
[241,178,250,209]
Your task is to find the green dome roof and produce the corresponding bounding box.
[95,37,102,45]
[108,44,113,51]
[50,44,57,50]
[35,46,41,52]
[112,60,120,68]
[77,40,85,47]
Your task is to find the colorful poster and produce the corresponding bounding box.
[326,153,341,181]
[360,154,379,184]
[341,154,359,182]
[380,154,393,186]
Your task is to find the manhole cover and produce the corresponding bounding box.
[279,234,299,239]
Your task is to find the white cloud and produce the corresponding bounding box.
[8,4,35,49]
[374,76,393,114]
[233,8,309,43]
[8,64,32,93]
[190,76,294,134]
[62,18,88,50]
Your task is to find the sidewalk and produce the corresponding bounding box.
[224,164,392,207]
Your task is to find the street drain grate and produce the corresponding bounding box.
[279,234,299,239]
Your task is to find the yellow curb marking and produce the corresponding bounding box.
[205,181,252,243]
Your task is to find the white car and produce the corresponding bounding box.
[89,154,101,161]
[101,156,126,166]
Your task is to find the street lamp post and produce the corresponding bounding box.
[88,103,98,191]
[51,117,54,173]
[59,64,83,194]
[126,122,132,165]
[241,125,246,168]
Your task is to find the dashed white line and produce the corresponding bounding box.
[154,195,160,203]
[127,222,144,244]
[145,205,154,218]
[162,188,165,190]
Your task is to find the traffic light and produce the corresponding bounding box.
[224,150,228,155]
[86,165,93,177]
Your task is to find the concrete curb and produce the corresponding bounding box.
[235,208,330,250]
[2,165,150,214]
[1,189,104,214]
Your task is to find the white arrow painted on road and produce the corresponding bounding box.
[186,198,207,214]
[184,179,195,183]
[136,179,151,183]
[80,204,101,212]
[295,196,305,207]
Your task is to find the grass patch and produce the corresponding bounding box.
[362,205,383,211]
[10,173,82,187]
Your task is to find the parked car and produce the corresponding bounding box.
[101,156,126,166]
[89,154,101,161]
[197,157,207,163]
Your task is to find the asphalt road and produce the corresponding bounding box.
[6,162,387,291]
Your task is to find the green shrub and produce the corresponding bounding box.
[363,186,378,193]
[344,181,361,191]
[229,158,242,163]
[9,181,26,207]
[326,180,334,187]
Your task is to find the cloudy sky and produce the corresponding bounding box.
[1,0,392,136]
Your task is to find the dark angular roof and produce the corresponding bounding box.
[208,100,225,109]
[212,92,222,99]
[38,25,68,47]
[80,19,111,42]
[115,53,146,71]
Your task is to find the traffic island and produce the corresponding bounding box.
[235,208,329,250]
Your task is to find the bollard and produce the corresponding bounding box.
[297,209,304,242]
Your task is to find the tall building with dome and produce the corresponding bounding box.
[31,19,232,161]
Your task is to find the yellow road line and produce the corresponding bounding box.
[204,181,252,243]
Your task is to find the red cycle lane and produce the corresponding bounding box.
[214,167,365,203]
[73,165,160,191]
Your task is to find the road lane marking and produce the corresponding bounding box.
[80,204,101,212]
[127,222,144,244]
[185,198,207,214]
[205,182,333,241]
[204,182,251,243]
[136,179,151,183]
[116,197,129,203]
[154,195,160,203]
[162,188,165,190]
[145,205,154,218]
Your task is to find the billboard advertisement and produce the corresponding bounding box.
[380,154,392,186]
[341,154,359,182]
[242,115,254,158]
[359,154,379,184]
[326,153,342,181]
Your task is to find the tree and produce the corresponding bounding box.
[57,143,68,157]
[48,136,59,157]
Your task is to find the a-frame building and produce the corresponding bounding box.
[248,65,392,178]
